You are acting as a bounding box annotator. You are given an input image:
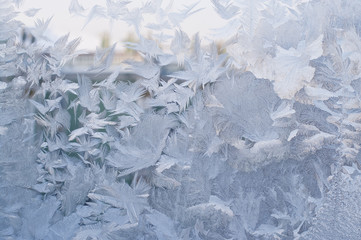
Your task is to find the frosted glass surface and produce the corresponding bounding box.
[1,0,361,239]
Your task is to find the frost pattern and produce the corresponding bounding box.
[1,0,361,239]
